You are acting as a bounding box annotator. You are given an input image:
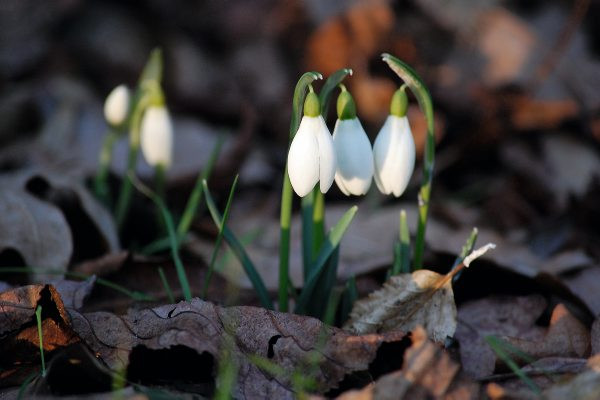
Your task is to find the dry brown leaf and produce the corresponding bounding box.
[501,304,590,362]
[455,295,547,378]
[592,319,600,355]
[541,355,600,400]
[0,169,119,281]
[69,299,407,399]
[49,277,96,309]
[72,251,130,276]
[0,284,79,386]
[0,174,73,279]
[563,267,600,316]
[335,326,479,400]
[344,270,456,343]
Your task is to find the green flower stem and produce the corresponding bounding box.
[115,94,149,230]
[381,53,435,270]
[35,305,46,377]
[312,190,325,255]
[94,128,119,206]
[301,190,315,280]
[154,163,167,233]
[279,71,322,312]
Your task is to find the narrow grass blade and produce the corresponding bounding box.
[214,338,238,400]
[382,53,435,270]
[485,335,541,394]
[323,287,343,326]
[453,227,478,270]
[177,135,224,239]
[203,180,273,309]
[17,372,37,400]
[318,68,353,118]
[339,276,358,325]
[35,305,46,377]
[295,206,358,314]
[279,71,322,312]
[391,209,411,275]
[130,174,192,301]
[0,267,154,301]
[202,175,239,298]
[157,267,175,303]
[305,245,339,319]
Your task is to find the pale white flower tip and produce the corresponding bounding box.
[104,84,130,126]
[140,106,173,168]
[333,118,374,196]
[372,115,415,197]
[287,116,320,197]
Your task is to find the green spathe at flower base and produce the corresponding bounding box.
[336,85,356,120]
[303,89,320,117]
[390,86,408,117]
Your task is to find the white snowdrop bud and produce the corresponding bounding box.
[140,106,173,168]
[372,88,415,197]
[103,84,130,126]
[332,88,373,196]
[287,91,336,197]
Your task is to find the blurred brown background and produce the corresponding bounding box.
[1,0,600,258]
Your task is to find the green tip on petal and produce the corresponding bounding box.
[390,86,408,117]
[336,85,357,120]
[304,90,321,117]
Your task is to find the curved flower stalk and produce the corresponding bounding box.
[332,85,374,196]
[372,87,415,197]
[287,89,336,197]
[95,85,132,204]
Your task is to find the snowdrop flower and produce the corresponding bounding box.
[287,90,336,197]
[140,106,173,168]
[332,86,374,196]
[372,87,415,197]
[103,84,130,126]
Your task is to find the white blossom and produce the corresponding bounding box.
[103,84,130,126]
[140,106,173,167]
[287,115,336,197]
[333,118,374,195]
[372,115,415,197]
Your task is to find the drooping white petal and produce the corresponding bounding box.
[315,116,336,193]
[372,115,415,197]
[333,118,374,196]
[140,106,174,167]
[104,85,130,126]
[287,116,320,197]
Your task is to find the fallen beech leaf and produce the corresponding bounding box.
[541,355,600,400]
[0,169,119,280]
[0,174,73,279]
[343,270,456,342]
[49,277,96,309]
[501,304,590,362]
[0,284,79,386]
[335,327,479,400]
[69,299,407,399]
[592,319,600,355]
[563,267,600,316]
[72,251,130,276]
[455,295,547,378]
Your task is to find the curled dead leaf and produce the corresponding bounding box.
[335,327,479,400]
[69,299,407,399]
[500,303,590,363]
[344,270,456,343]
[0,284,79,386]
